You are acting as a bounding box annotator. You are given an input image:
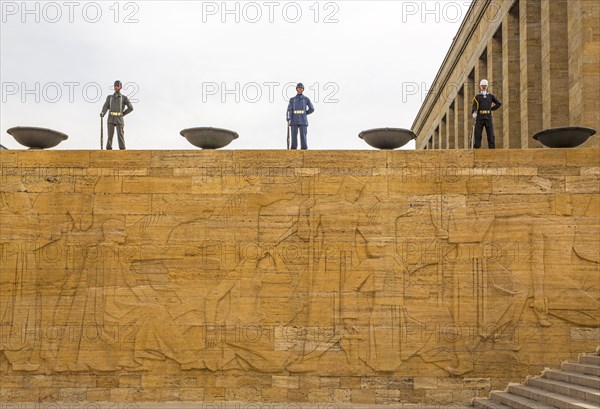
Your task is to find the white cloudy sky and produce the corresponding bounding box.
[1,0,472,150]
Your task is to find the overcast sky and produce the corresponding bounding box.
[1,0,472,150]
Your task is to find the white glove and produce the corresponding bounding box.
[472,112,477,119]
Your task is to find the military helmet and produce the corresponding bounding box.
[296,83,304,89]
[114,80,123,87]
[479,79,489,86]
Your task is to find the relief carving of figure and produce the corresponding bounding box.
[0,182,41,371]
[203,251,290,372]
[288,176,366,370]
[342,226,405,372]
[396,190,474,375]
[534,195,599,327]
[50,218,205,371]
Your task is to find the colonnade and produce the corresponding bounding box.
[416,0,599,149]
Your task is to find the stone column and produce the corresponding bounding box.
[441,115,447,149]
[568,0,600,146]
[503,4,521,148]
[520,0,543,148]
[433,126,440,149]
[455,89,465,149]
[568,0,583,127]
[579,1,599,141]
[475,51,488,85]
[541,0,569,129]
[488,29,504,148]
[448,104,456,149]
[463,73,475,148]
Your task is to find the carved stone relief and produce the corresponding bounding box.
[1,155,598,378]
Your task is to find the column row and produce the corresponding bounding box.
[430,0,580,149]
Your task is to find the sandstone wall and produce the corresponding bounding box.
[1,149,598,405]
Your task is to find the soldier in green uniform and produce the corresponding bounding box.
[100,80,134,150]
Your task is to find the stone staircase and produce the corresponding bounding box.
[474,349,600,409]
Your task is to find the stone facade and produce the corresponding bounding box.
[413,0,600,149]
[1,149,598,405]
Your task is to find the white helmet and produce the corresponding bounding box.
[480,79,489,86]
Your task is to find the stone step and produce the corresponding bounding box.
[563,361,600,377]
[527,376,600,403]
[508,384,598,409]
[472,397,511,409]
[488,390,556,409]
[544,369,600,390]
[0,405,474,409]
[580,353,600,366]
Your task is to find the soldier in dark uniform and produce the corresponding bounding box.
[471,79,501,149]
[286,83,314,150]
[100,80,134,150]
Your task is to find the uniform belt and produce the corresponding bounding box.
[110,112,123,116]
[478,110,491,114]
[293,110,305,114]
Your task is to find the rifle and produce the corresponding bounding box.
[469,123,475,149]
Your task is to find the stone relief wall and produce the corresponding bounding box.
[0,149,598,404]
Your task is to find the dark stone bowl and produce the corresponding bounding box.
[359,128,416,150]
[7,126,68,149]
[180,127,239,149]
[533,126,596,148]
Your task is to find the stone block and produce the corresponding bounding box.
[86,388,111,401]
[272,375,299,389]
[414,377,438,390]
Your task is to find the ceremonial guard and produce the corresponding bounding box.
[286,83,315,150]
[101,80,134,150]
[471,79,501,149]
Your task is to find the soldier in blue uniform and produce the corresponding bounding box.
[286,83,314,150]
[100,80,134,150]
[471,79,501,149]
